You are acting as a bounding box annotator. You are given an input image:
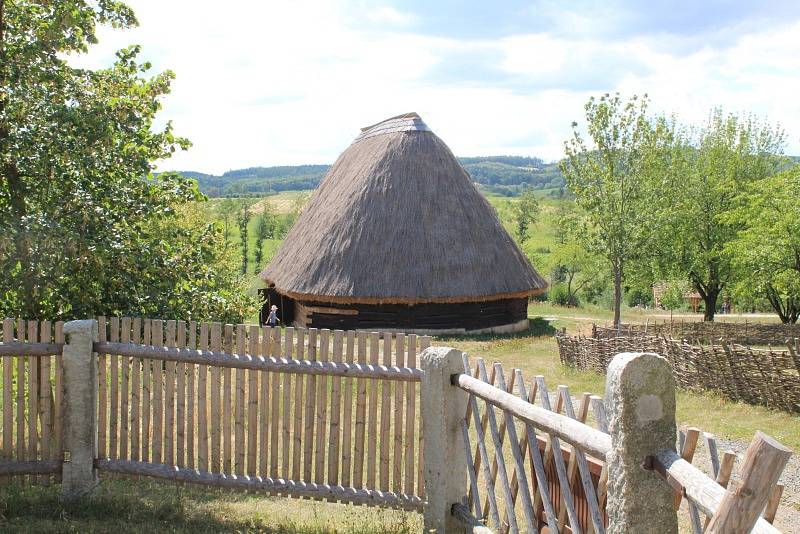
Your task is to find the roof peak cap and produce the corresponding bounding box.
[355,112,430,142]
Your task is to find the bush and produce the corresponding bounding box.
[626,287,652,307]
[549,284,579,307]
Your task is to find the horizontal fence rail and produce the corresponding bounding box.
[95,459,424,510]
[94,342,423,381]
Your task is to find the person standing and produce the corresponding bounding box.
[266,304,280,327]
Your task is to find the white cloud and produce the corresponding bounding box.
[70,1,800,173]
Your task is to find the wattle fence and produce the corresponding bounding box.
[0,316,794,533]
[592,321,800,346]
[556,332,800,413]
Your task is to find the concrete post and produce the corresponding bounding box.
[61,319,99,501]
[605,352,678,534]
[420,347,468,534]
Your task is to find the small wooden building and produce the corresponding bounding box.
[259,113,546,334]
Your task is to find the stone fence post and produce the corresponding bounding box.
[605,352,678,533]
[61,319,99,501]
[420,347,468,533]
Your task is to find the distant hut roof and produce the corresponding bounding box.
[259,112,547,305]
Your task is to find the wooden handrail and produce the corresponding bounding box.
[453,372,612,460]
[0,342,63,356]
[651,449,782,534]
[93,341,423,381]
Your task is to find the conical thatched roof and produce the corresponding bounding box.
[260,112,547,305]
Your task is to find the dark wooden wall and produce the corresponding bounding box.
[285,297,528,331]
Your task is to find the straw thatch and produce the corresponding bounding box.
[260,112,546,305]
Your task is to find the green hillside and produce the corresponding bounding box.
[181,157,564,197]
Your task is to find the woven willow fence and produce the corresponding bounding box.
[556,333,800,413]
[593,321,800,346]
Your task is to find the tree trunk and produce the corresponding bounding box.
[613,261,623,329]
[702,288,718,322]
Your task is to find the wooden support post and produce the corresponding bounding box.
[706,432,791,534]
[420,347,468,534]
[61,320,99,500]
[605,352,678,534]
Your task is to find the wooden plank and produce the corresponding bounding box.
[1,319,12,472]
[706,432,791,534]
[418,336,430,498]
[515,370,559,533]
[234,324,246,476]
[494,364,537,534]
[314,329,330,485]
[109,317,119,460]
[341,330,355,487]
[130,318,142,463]
[164,320,176,466]
[210,323,222,472]
[247,326,260,477]
[366,331,379,489]
[292,328,305,480]
[483,366,516,520]
[379,331,392,492]
[403,334,416,496]
[461,356,501,529]
[559,385,605,534]
[476,361,520,534]
[222,324,234,474]
[303,328,317,482]
[27,321,39,481]
[260,326,270,477]
[54,321,65,478]
[269,327,281,478]
[763,484,783,524]
[460,419,482,515]
[282,327,293,479]
[533,375,582,534]
[186,321,196,470]
[151,320,164,464]
[304,306,359,316]
[141,320,152,462]
[353,331,367,488]
[327,329,343,485]
[95,459,424,510]
[39,321,53,484]
[176,321,186,468]
[675,428,701,508]
[392,333,404,493]
[97,316,107,460]
[119,318,131,461]
[197,323,209,472]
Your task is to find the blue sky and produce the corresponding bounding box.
[76,0,800,173]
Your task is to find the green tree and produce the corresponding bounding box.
[0,1,255,321]
[512,190,540,243]
[652,110,786,321]
[236,205,251,274]
[724,167,800,323]
[561,94,668,327]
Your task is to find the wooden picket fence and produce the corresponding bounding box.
[93,317,430,507]
[0,316,430,507]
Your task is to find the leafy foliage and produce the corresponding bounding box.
[512,191,539,243]
[561,93,670,326]
[724,167,800,323]
[0,1,255,322]
[649,109,786,321]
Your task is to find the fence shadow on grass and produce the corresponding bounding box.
[0,480,417,534]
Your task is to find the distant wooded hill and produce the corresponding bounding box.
[178,156,565,197]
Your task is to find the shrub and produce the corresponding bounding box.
[549,284,579,307]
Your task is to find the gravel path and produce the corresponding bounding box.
[677,425,800,533]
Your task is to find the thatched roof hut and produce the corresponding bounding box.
[259,112,546,333]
